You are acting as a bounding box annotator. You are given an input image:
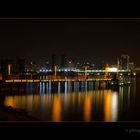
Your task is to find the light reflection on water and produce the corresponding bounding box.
[3,78,138,121]
[3,89,120,121]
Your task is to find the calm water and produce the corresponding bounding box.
[2,77,140,122]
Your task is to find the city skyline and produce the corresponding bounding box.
[0,18,140,66]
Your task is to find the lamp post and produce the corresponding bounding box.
[85,66,88,80]
[8,64,11,79]
[54,65,58,79]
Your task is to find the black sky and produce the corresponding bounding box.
[0,18,140,66]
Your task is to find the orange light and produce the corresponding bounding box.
[104,92,111,122]
[8,64,11,75]
[52,96,61,122]
[83,95,91,122]
[4,96,15,107]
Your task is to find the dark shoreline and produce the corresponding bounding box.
[0,104,39,121]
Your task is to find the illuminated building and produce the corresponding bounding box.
[61,54,66,68]
[16,58,25,73]
[120,55,130,70]
[129,62,135,71]
[51,54,57,71]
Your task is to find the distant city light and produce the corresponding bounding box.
[133,72,136,76]
[109,67,118,72]
[91,64,95,67]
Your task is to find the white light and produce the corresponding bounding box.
[65,69,68,72]
[133,72,136,76]
[109,67,118,72]
[111,92,118,122]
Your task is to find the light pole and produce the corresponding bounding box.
[54,65,58,79]
[85,66,88,80]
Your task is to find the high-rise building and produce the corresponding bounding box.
[129,62,135,71]
[17,58,25,73]
[120,55,130,70]
[51,54,57,71]
[11,58,26,73]
[61,54,66,68]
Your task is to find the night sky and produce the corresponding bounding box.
[0,18,140,66]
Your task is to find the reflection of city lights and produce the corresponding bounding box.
[84,95,91,122]
[104,92,111,122]
[111,92,118,122]
[52,96,61,122]
[4,96,15,107]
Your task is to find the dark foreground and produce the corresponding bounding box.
[0,104,38,121]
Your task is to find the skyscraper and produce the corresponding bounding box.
[61,54,66,68]
[120,55,130,70]
[17,58,25,73]
[51,54,57,71]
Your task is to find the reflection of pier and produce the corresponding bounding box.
[5,78,111,83]
[0,79,112,94]
[3,78,111,92]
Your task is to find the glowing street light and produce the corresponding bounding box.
[8,64,11,75]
